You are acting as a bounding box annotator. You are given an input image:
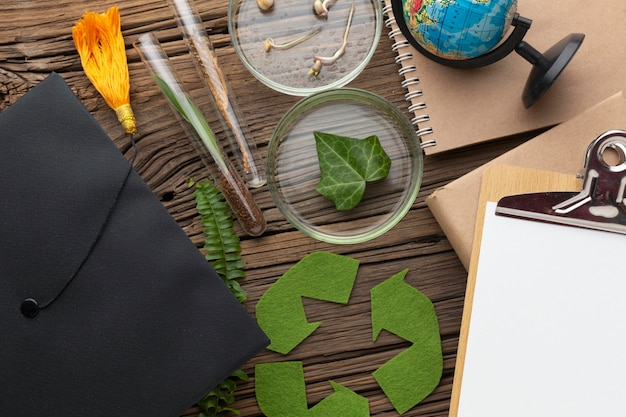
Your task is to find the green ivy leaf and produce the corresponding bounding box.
[314,131,392,210]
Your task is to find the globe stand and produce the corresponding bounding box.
[390,1,585,107]
[516,32,585,107]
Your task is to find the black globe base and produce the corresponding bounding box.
[390,0,585,107]
[517,32,585,108]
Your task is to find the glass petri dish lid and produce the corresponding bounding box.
[267,88,423,244]
[228,0,382,96]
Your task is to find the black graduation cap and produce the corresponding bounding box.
[0,72,268,416]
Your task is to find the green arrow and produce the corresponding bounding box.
[371,269,443,414]
[255,361,369,417]
[255,252,359,354]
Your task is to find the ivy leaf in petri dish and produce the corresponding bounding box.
[314,131,391,210]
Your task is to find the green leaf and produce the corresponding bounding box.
[192,180,247,303]
[231,369,249,381]
[189,180,250,415]
[151,73,227,171]
[197,368,248,416]
[314,131,391,210]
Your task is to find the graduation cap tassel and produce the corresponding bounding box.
[72,6,137,135]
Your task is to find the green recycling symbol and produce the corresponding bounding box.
[255,252,443,415]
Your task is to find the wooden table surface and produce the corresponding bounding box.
[1,0,535,416]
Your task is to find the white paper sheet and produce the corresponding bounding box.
[457,202,626,416]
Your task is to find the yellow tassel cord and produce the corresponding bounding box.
[72,7,137,135]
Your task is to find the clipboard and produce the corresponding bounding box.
[450,130,626,417]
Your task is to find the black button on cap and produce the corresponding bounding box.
[21,298,39,318]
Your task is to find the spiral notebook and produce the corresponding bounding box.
[383,0,626,154]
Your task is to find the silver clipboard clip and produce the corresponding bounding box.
[495,130,626,234]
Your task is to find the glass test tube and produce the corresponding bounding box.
[134,32,266,236]
[166,0,266,188]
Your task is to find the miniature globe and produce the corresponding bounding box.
[392,0,585,107]
[402,0,517,60]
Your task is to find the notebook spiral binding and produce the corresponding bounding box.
[383,3,436,149]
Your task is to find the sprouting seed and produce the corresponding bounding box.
[313,0,338,18]
[264,26,322,52]
[309,0,354,76]
[257,0,274,11]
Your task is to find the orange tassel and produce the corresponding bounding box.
[72,6,136,135]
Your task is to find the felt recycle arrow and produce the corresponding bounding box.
[371,269,443,414]
[254,252,443,415]
[255,252,359,354]
[255,361,369,417]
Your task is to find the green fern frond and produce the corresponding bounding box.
[190,179,251,417]
[191,179,247,303]
[197,370,249,417]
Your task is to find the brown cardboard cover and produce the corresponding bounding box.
[425,90,626,269]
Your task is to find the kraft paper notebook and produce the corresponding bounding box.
[425,89,626,270]
[449,130,626,417]
[382,0,626,154]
